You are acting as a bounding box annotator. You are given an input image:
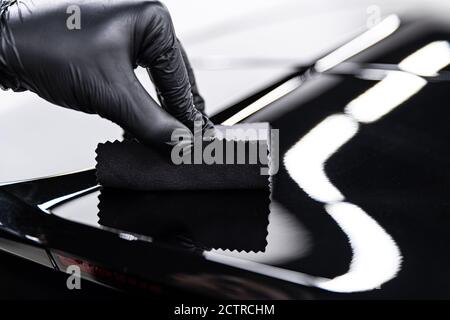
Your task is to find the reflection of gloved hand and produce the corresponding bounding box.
[0,0,213,147]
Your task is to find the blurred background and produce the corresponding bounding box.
[0,0,446,182]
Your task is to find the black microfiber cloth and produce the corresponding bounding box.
[95,123,272,191]
[97,188,270,252]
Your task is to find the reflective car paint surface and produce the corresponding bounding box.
[1,19,450,299]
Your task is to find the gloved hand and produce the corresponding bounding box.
[0,0,213,147]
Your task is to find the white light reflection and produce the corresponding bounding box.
[119,233,140,241]
[221,15,401,126]
[282,40,450,293]
[25,235,41,243]
[346,40,450,124]
[317,202,402,293]
[222,77,302,126]
[345,72,426,123]
[205,203,402,293]
[283,113,402,293]
[399,41,450,77]
[204,251,320,287]
[315,15,401,73]
[284,114,359,203]
[37,185,100,214]
[207,41,450,294]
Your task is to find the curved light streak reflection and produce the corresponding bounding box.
[209,40,450,294]
[283,113,402,293]
[317,202,402,293]
[284,114,358,203]
[283,40,450,292]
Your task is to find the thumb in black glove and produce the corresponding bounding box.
[0,0,213,147]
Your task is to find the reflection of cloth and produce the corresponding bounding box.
[96,123,271,191]
[98,188,270,252]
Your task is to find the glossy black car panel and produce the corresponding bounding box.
[1,17,450,299]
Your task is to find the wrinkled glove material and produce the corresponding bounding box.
[0,0,212,146]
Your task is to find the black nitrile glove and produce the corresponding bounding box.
[0,0,213,147]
